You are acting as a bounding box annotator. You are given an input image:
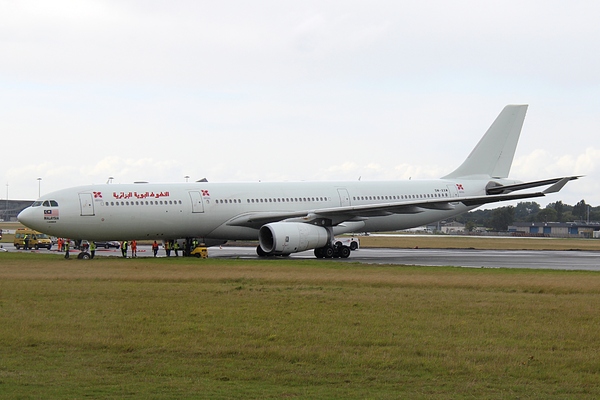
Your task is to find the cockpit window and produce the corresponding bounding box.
[34,200,59,207]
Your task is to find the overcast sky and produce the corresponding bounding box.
[1,1,598,208]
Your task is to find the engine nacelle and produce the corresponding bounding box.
[259,222,330,255]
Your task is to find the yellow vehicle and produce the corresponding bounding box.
[190,246,208,258]
[14,228,53,250]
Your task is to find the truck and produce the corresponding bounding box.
[14,228,53,250]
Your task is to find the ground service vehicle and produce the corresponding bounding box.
[14,228,52,250]
[190,246,208,258]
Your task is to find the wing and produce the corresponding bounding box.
[226,176,579,229]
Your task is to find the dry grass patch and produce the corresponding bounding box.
[1,253,600,398]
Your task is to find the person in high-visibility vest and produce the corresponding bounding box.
[121,241,128,258]
[64,239,70,259]
[165,241,171,257]
[152,241,159,257]
[89,241,96,259]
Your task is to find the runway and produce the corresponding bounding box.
[207,246,600,271]
[3,244,600,271]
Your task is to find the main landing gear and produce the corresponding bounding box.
[255,241,352,259]
[314,242,351,259]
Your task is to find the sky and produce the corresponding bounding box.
[1,0,598,208]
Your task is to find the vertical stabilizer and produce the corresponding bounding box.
[442,105,528,179]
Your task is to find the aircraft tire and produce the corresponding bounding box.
[256,245,268,257]
[340,246,351,258]
[324,247,334,258]
[350,242,358,250]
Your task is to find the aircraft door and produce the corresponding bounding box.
[189,191,205,213]
[79,193,95,216]
[446,184,459,198]
[337,188,351,207]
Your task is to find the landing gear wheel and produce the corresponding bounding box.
[339,246,351,259]
[350,241,358,250]
[324,247,334,258]
[314,248,324,258]
[256,245,268,257]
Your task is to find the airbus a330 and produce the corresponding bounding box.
[18,105,578,258]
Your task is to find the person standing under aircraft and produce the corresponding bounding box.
[173,241,180,257]
[64,239,70,259]
[121,241,128,258]
[57,237,63,252]
[152,241,159,257]
[89,241,96,259]
[131,240,137,258]
[23,234,30,250]
[165,241,171,257]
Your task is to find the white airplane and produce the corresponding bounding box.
[18,105,578,258]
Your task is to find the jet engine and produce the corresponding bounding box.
[259,222,330,255]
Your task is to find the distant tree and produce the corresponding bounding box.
[561,211,575,222]
[514,202,541,221]
[573,200,588,220]
[489,206,514,231]
[535,208,558,223]
[465,220,476,232]
[548,201,565,222]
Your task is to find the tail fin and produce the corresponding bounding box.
[442,105,528,179]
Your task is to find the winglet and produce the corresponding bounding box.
[543,177,574,194]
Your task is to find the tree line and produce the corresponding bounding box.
[453,200,599,232]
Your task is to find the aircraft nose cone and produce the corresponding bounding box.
[17,207,37,229]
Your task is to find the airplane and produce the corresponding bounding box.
[18,105,579,259]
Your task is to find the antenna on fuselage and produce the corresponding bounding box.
[107,177,114,184]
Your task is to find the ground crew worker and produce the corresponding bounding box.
[165,241,171,257]
[89,241,96,259]
[131,240,137,258]
[174,241,180,257]
[152,241,159,257]
[23,234,30,250]
[64,239,70,259]
[192,238,198,249]
[121,241,128,258]
[57,237,63,252]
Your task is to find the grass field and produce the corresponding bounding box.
[1,252,600,398]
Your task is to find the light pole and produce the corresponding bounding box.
[37,177,42,198]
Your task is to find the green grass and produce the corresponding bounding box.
[1,253,600,398]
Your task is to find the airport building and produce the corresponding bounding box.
[508,222,600,238]
[1,200,33,222]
